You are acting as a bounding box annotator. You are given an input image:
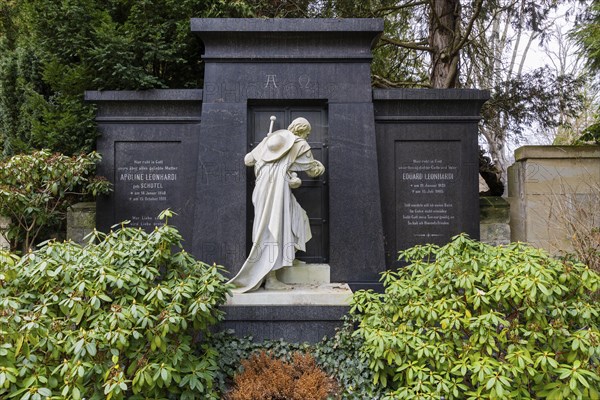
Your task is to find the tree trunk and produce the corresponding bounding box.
[429,0,460,88]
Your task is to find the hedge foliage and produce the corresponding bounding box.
[0,150,110,252]
[0,217,230,399]
[352,235,600,399]
[0,0,257,156]
[210,322,386,399]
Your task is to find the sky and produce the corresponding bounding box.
[499,2,593,149]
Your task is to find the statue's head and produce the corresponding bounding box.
[288,117,311,139]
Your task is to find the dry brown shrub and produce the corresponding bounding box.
[545,179,600,274]
[226,350,339,400]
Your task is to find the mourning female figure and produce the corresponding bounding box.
[228,117,325,293]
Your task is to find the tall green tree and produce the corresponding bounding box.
[0,1,46,155]
[573,0,600,144]
[316,0,483,88]
[315,0,587,191]
[575,0,600,71]
[0,0,256,157]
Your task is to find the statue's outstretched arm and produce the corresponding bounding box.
[306,160,325,177]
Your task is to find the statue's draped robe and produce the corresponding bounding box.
[228,133,322,293]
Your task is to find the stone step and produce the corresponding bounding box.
[276,262,330,285]
[221,283,353,342]
[225,283,352,306]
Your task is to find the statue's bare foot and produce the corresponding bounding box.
[264,271,290,290]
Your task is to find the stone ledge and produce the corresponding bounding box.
[85,89,203,102]
[515,145,600,162]
[221,305,350,320]
[374,88,490,101]
[225,283,352,306]
[191,18,383,33]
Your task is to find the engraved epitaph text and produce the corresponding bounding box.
[115,142,181,230]
[395,141,461,249]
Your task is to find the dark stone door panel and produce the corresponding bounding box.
[247,105,329,263]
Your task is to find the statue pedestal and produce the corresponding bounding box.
[226,283,352,306]
[220,279,352,343]
[277,262,331,285]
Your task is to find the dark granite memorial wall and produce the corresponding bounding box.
[87,90,202,246]
[191,19,386,290]
[89,19,488,295]
[374,89,489,267]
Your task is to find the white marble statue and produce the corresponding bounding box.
[228,116,325,293]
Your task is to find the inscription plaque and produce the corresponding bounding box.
[375,89,488,269]
[395,141,461,249]
[114,142,181,230]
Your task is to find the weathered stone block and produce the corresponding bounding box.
[67,202,96,245]
[0,216,9,250]
[479,196,510,246]
[509,146,600,254]
[480,196,510,224]
[277,263,330,285]
[480,223,511,246]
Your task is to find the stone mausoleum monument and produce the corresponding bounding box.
[87,18,488,341]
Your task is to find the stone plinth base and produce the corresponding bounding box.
[219,283,352,342]
[277,263,330,285]
[508,146,600,254]
[225,283,351,306]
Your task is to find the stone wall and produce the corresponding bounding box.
[480,197,510,246]
[508,146,600,254]
[67,202,96,245]
[0,216,9,250]
[86,89,202,250]
[190,19,386,290]
[373,89,489,267]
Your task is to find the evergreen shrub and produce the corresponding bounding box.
[0,150,110,251]
[0,216,230,399]
[352,235,600,399]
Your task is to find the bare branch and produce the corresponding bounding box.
[374,1,428,14]
[381,36,433,52]
[508,0,527,78]
[517,31,539,76]
[452,0,484,55]
[372,74,431,88]
[284,0,310,18]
